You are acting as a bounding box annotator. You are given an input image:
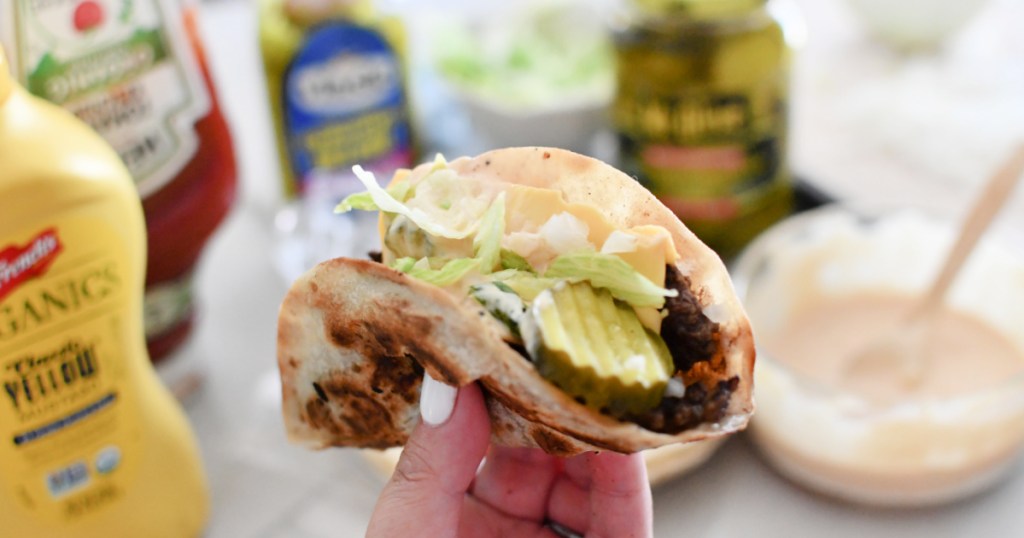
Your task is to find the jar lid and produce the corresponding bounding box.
[633,0,765,18]
[283,0,370,25]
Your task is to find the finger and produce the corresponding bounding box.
[366,376,490,537]
[546,475,589,534]
[460,494,561,538]
[420,371,458,426]
[562,451,594,490]
[471,446,562,521]
[549,451,652,536]
[586,451,653,537]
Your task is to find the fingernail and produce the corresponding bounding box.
[420,372,457,426]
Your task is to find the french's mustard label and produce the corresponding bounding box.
[0,228,62,302]
[0,219,140,525]
[4,340,99,414]
[0,262,119,343]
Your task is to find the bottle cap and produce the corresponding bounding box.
[633,0,764,18]
[283,0,368,25]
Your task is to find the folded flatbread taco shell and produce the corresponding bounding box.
[277,147,755,455]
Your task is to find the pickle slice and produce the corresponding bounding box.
[470,282,526,338]
[521,281,674,416]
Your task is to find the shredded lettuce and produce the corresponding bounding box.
[392,257,481,287]
[472,193,506,274]
[339,162,676,311]
[389,178,412,202]
[500,249,534,272]
[388,192,505,285]
[544,251,677,308]
[492,273,558,302]
[486,268,521,281]
[335,174,412,213]
[391,257,418,273]
[334,191,377,213]
[430,153,448,171]
[338,165,475,239]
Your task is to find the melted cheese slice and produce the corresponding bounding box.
[504,185,679,331]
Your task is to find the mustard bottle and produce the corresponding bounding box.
[0,46,209,537]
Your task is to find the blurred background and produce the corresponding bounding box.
[4,0,1023,535]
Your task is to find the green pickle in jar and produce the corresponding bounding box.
[613,0,795,259]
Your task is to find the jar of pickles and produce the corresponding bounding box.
[613,0,797,259]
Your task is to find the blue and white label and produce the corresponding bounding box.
[292,53,398,115]
[283,22,412,199]
[95,446,121,475]
[46,461,90,498]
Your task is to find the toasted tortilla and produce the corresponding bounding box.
[277,147,755,455]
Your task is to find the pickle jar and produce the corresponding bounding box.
[613,0,796,259]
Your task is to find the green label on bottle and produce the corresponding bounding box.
[7,0,210,198]
[27,29,168,104]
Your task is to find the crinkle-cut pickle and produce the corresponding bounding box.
[524,281,674,416]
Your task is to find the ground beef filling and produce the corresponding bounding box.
[661,266,718,372]
[626,265,736,434]
[628,377,739,434]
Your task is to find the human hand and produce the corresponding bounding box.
[366,374,653,537]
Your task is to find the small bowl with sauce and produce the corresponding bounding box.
[732,204,1024,506]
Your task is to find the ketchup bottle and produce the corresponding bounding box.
[2,0,237,390]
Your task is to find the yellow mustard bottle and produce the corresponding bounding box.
[0,46,208,537]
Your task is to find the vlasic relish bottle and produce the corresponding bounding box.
[260,0,414,200]
[613,0,796,259]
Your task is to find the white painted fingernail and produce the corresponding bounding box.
[420,372,457,426]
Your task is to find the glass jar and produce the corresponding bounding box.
[613,0,796,259]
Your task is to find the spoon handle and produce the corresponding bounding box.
[912,144,1024,319]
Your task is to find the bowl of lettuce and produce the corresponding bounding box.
[431,0,615,152]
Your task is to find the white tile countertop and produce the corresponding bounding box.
[179,0,1024,536]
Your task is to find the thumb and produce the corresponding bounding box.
[366,373,490,537]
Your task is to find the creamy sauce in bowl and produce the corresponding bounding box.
[734,205,1024,506]
[763,293,1024,402]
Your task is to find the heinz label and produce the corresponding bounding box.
[4,0,211,198]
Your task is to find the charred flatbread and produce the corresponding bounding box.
[277,147,755,455]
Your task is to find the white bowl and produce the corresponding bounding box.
[733,204,1024,506]
[844,0,991,49]
[456,89,610,153]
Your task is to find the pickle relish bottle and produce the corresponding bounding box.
[613,0,795,260]
[260,0,414,200]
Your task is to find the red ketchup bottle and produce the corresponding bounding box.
[3,1,238,394]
